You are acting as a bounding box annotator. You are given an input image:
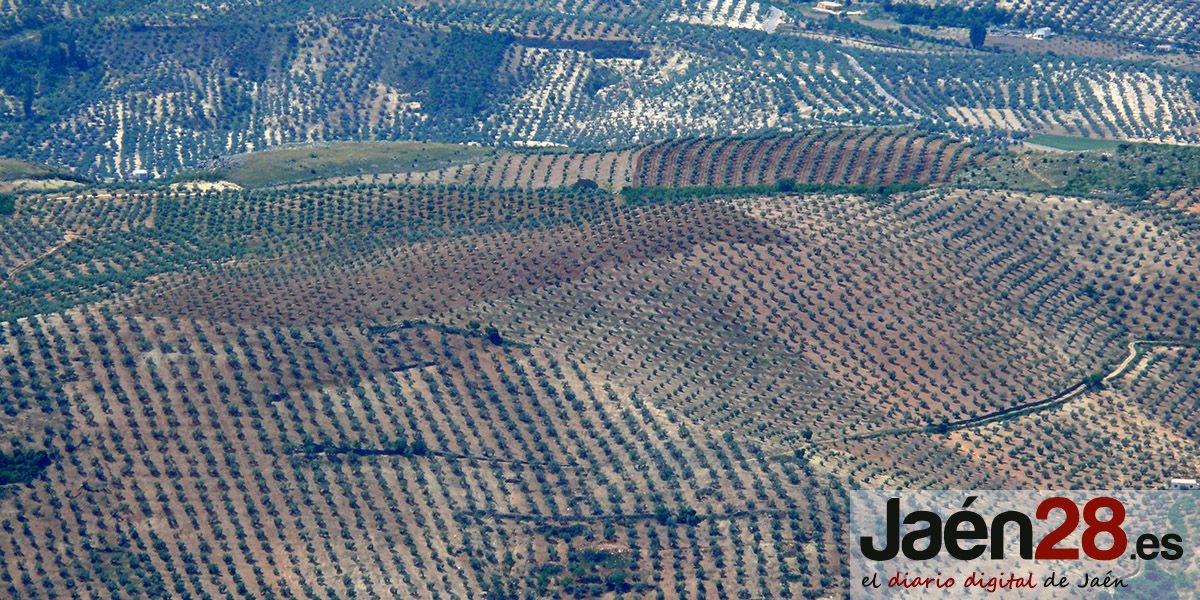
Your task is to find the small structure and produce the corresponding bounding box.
[1026,27,1054,40]
[1169,478,1199,490]
[763,6,786,33]
[814,1,843,16]
[129,168,151,181]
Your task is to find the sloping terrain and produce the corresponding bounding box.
[1,150,1198,595]
[926,0,1200,47]
[3,1,1200,179]
[3,2,1200,597]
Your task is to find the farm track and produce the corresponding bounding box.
[1019,153,1057,187]
[841,52,922,120]
[809,339,1200,446]
[0,231,77,287]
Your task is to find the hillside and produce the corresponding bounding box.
[1,136,1199,595]
[2,1,1200,180]
[3,2,1200,598]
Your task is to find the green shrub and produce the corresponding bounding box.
[0,449,51,485]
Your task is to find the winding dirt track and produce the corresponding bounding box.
[842,52,923,120]
[1,231,78,287]
[811,339,1200,445]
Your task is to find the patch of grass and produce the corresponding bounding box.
[0,158,88,183]
[1026,133,1124,152]
[960,142,1200,199]
[189,141,495,188]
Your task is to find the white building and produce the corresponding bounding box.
[814,1,843,16]
[1169,478,1198,490]
[1026,27,1054,40]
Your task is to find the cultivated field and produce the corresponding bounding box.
[5,0,1200,180]
[2,138,1198,595]
[633,129,980,188]
[4,1,1200,597]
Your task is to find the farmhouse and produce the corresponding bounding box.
[1169,478,1199,490]
[814,1,843,16]
[1026,27,1054,40]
